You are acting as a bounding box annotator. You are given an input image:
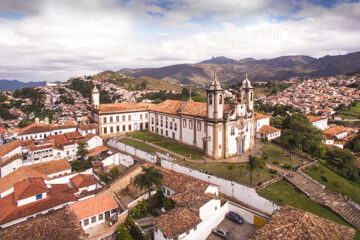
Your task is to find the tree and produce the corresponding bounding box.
[247,155,262,185]
[227,164,235,178]
[76,142,89,160]
[109,166,122,179]
[346,133,360,153]
[116,223,133,240]
[134,166,164,205]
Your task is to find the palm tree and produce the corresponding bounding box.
[247,155,264,185]
[134,166,164,203]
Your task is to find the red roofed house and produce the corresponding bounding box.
[69,193,119,232]
[70,174,98,195]
[0,177,78,228]
[307,116,328,130]
[254,113,270,132]
[154,171,227,240]
[0,140,23,178]
[256,125,281,140]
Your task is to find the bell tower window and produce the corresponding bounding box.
[250,92,253,101]
[219,94,223,104]
[209,94,213,105]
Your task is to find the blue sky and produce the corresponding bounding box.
[0,0,359,81]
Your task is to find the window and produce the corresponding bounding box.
[84,219,89,226]
[122,115,125,121]
[152,127,154,131]
[152,118,154,124]
[103,127,107,134]
[161,120,163,127]
[91,216,96,223]
[166,130,168,136]
[170,122,173,129]
[116,116,119,122]
[250,92,253,101]
[183,119,187,128]
[189,120,193,129]
[174,123,177,131]
[110,117,113,123]
[167,190,170,196]
[117,126,120,132]
[230,127,235,136]
[209,94,213,105]
[140,114,143,119]
[215,206,218,210]
[103,117,107,123]
[145,113,148,119]
[111,209,117,214]
[163,187,166,192]
[165,121,168,128]
[161,129,163,135]
[197,122,201,131]
[123,125,126,131]
[110,126,113,133]
[98,213,104,220]
[128,124,132,131]
[66,151,70,155]
[128,115,131,121]
[156,119,159,126]
[36,194,42,200]
[219,94,223,104]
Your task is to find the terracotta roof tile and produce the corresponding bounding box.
[0,167,48,194]
[64,131,82,140]
[69,193,118,220]
[324,126,346,136]
[170,190,217,208]
[28,159,71,175]
[99,102,153,113]
[18,123,78,136]
[255,112,271,120]
[87,146,109,157]
[78,123,97,131]
[70,174,97,188]
[0,140,22,157]
[163,171,210,193]
[150,100,185,115]
[257,125,281,135]
[249,206,355,240]
[0,153,22,168]
[307,116,326,122]
[0,207,86,240]
[14,177,48,201]
[153,207,201,239]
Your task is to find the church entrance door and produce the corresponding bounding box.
[239,140,243,154]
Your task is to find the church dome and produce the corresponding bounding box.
[242,73,252,88]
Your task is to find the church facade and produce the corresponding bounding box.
[90,75,255,160]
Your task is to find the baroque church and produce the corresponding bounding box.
[90,74,255,160]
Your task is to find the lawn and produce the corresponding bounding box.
[128,130,164,142]
[259,180,355,228]
[304,162,360,205]
[338,101,360,119]
[118,138,159,153]
[175,159,276,187]
[262,143,309,169]
[156,141,204,160]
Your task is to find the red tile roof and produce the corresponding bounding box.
[69,193,117,220]
[0,140,21,157]
[0,207,86,240]
[163,171,210,193]
[14,177,48,201]
[255,112,271,120]
[324,126,346,136]
[153,207,201,239]
[18,123,78,136]
[28,159,71,175]
[307,116,326,122]
[249,206,355,240]
[64,131,83,140]
[99,102,152,113]
[257,125,281,135]
[78,123,97,131]
[87,145,109,157]
[70,174,97,188]
[0,183,78,225]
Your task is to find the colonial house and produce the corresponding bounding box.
[256,125,281,141]
[70,174,99,195]
[307,116,328,130]
[0,177,78,228]
[254,113,270,132]
[91,74,256,160]
[0,140,23,178]
[69,193,119,231]
[153,171,227,240]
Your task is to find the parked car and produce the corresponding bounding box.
[226,211,243,224]
[212,227,230,239]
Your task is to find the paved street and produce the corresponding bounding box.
[207,218,257,240]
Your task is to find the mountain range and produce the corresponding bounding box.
[118,51,360,85]
[0,80,48,91]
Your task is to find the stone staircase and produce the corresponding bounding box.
[285,171,360,230]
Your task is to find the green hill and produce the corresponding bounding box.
[94,71,182,91]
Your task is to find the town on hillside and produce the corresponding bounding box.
[0,72,359,240]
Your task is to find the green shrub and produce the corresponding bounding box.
[71,160,92,172]
[109,166,122,179]
[130,200,148,219]
[116,223,133,240]
[162,198,175,211]
[126,216,144,240]
[100,172,111,183]
[320,176,328,182]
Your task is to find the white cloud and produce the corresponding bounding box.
[0,0,359,81]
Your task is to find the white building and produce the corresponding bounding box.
[256,125,281,140]
[307,116,328,131]
[91,74,256,160]
[154,171,228,240]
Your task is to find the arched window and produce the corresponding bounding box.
[219,94,223,104]
[250,92,253,101]
[209,94,213,105]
